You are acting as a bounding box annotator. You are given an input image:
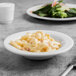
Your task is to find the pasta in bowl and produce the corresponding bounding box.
[4,30,74,60]
[10,31,61,52]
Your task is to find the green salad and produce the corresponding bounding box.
[33,0,76,18]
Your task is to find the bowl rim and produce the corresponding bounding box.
[4,30,74,56]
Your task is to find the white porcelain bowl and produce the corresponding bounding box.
[4,30,74,60]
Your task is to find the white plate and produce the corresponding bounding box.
[26,3,76,21]
[4,30,74,60]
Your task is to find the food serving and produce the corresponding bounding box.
[10,31,61,52]
[33,0,76,18]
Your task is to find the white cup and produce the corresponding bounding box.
[0,3,15,24]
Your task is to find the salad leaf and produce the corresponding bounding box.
[38,12,48,17]
[68,8,76,14]
[33,4,51,14]
[56,11,67,18]
[55,4,61,8]
[58,0,63,3]
[65,8,76,17]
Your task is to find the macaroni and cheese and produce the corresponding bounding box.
[10,31,61,52]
